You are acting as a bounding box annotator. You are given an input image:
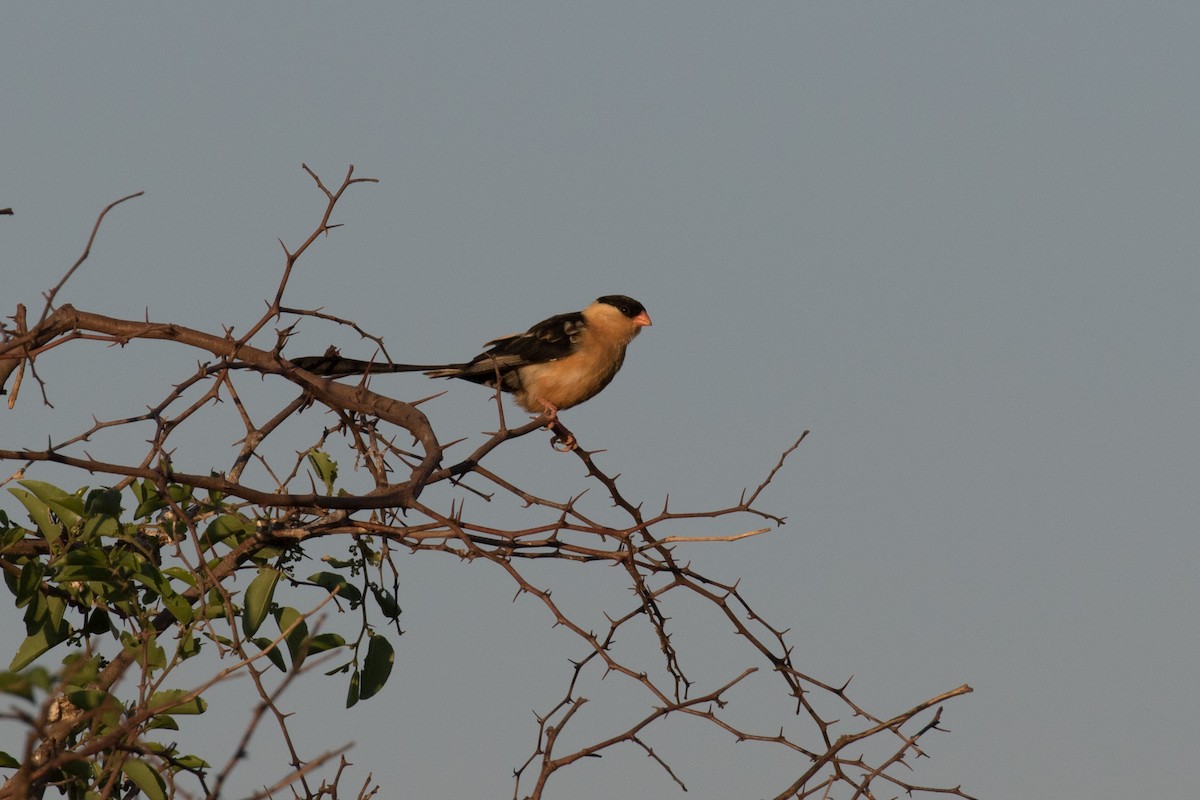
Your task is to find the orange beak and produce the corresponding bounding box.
[633,310,653,327]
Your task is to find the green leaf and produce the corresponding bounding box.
[42,497,83,529]
[174,754,210,770]
[0,524,28,555]
[27,666,53,691]
[10,619,68,671]
[44,595,66,633]
[9,489,60,546]
[0,751,19,769]
[124,558,193,625]
[83,488,123,517]
[59,758,93,782]
[159,590,194,625]
[166,483,193,505]
[242,566,280,637]
[14,560,44,608]
[307,632,346,654]
[60,759,94,781]
[121,757,167,800]
[78,513,118,540]
[252,637,287,672]
[122,632,166,672]
[145,716,180,731]
[249,546,285,565]
[59,565,116,586]
[204,603,228,620]
[274,606,309,670]
[148,689,207,715]
[59,547,108,566]
[372,586,402,620]
[359,634,395,700]
[61,654,102,687]
[307,571,362,604]
[0,672,35,700]
[0,559,17,597]
[17,480,78,507]
[176,634,201,661]
[345,668,360,708]
[127,556,168,594]
[56,548,114,584]
[203,514,252,548]
[162,566,197,587]
[307,450,338,493]
[132,480,167,519]
[66,689,117,711]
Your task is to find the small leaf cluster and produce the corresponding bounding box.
[0,464,401,798]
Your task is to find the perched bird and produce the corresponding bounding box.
[290,295,651,415]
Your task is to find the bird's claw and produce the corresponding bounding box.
[550,430,577,452]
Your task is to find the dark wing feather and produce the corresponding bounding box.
[486,311,585,362]
[445,311,586,390]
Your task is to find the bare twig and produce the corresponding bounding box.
[39,191,144,323]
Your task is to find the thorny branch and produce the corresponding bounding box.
[0,168,972,800]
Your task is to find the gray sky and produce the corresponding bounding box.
[3,3,1198,798]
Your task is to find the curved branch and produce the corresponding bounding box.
[0,304,441,508]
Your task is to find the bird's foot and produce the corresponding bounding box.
[550,427,577,452]
[532,399,576,451]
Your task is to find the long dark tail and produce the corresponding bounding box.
[289,354,461,378]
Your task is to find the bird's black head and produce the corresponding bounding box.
[595,295,647,320]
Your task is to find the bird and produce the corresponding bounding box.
[289,295,652,416]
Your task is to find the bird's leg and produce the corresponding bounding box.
[535,398,560,422]
[534,398,577,451]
